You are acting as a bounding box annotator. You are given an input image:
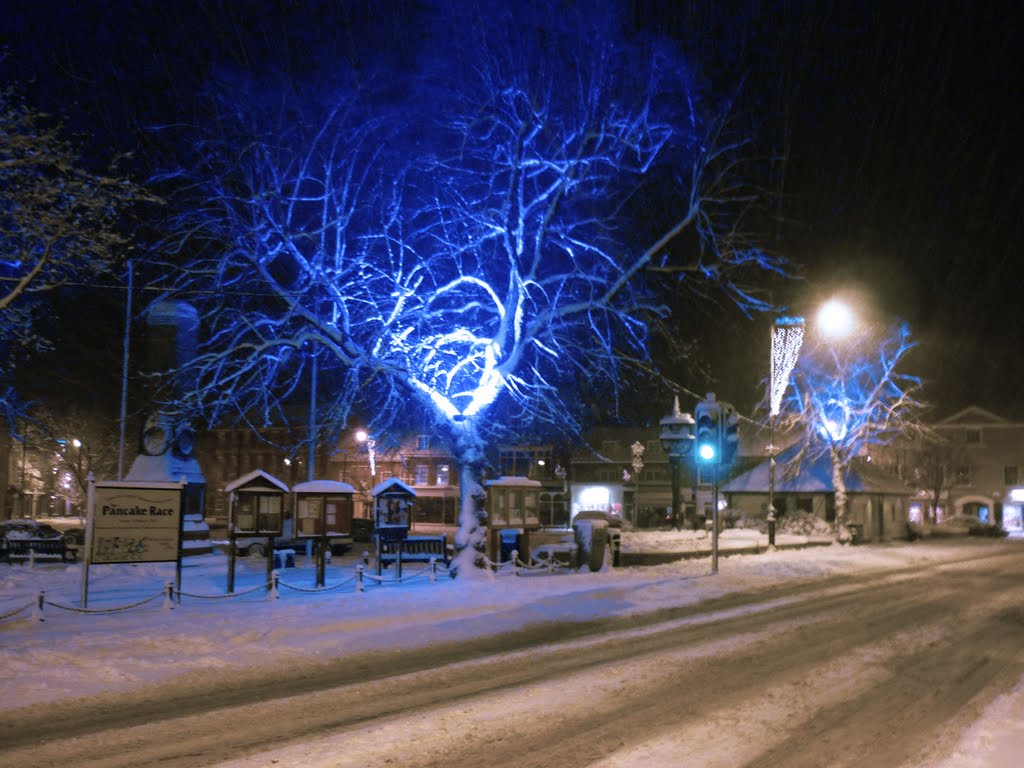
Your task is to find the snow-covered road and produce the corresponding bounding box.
[3,538,1023,767]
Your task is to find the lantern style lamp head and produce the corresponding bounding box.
[660,396,695,459]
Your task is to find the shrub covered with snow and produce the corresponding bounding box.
[731,511,833,537]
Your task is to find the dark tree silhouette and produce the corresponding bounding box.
[152,6,785,568]
[0,81,152,419]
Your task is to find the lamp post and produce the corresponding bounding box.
[630,441,645,528]
[660,397,695,533]
[768,317,806,547]
[72,438,84,517]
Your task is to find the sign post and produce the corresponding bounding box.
[81,478,185,607]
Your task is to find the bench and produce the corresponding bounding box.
[377,535,452,568]
[2,538,76,563]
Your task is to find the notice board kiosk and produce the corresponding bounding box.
[224,469,289,593]
[292,480,356,587]
[485,476,542,565]
[372,477,415,577]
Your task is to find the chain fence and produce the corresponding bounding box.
[1,546,594,625]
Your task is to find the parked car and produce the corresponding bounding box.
[1,519,66,559]
[352,517,375,543]
[61,527,87,551]
[1,519,65,542]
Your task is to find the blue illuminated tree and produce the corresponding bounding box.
[779,322,923,542]
[153,6,785,568]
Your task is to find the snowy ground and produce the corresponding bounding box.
[2,529,1022,766]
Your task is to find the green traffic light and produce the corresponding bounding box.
[698,442,716,462]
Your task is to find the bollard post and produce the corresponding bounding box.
[548,553,555,573]
[34,589,45,622]
[163,581,175,611]
[356,563,364,592]
[429,556,437,583]
[511,549,519,575]
[269,570,280,600]
[29,548,36,569]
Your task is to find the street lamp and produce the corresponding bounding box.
[768,317,806,547]
[355,429,376,478]
[660,396,695,532]
[72,438,84,516]
[630,441,645,528]
[767,299,856,545]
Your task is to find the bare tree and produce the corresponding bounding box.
[153,9,785,569]
[909,432,967,524]
[780,322,924,541]
[0,81,153,417]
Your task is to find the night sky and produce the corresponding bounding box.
[3,0,1022,418]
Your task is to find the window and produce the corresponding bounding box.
[1005,465,1019,485]
[955,464,972,485]
[436,464,450,486]
[417,434,430,450]
[415,464,429,485]
[965,428,981,444]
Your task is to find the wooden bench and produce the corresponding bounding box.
[3,538,76,563]
[377,535,452,569]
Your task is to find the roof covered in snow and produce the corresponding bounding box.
[371,477,416,497]
[291,480,356,495]
[224,469,289,494]
[486,476,542,487]
[723,449,911,496]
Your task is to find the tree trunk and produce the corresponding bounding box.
[445,419,489,576]
[831,445,852,543]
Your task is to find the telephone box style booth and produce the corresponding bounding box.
[485,476,542,565]
[224,469,289,593]
[372,477,416,576]
[292,480,356,587]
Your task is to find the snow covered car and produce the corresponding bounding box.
[1,519,65,542]
[0,519,70,561]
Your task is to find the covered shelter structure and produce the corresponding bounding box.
[722,449,913,542]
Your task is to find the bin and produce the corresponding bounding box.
[499,529,521,563]
[273,549,296,569]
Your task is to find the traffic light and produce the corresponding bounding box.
[720,403,739,465]
[694,394,721,464]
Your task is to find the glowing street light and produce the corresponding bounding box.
[354,429,376,477]
[817,298,855,338]
[768,317,805,547]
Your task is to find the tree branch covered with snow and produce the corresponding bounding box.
[0,82,154,415]
[148,7,786,564]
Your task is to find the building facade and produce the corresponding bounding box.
[904,406,1024,532]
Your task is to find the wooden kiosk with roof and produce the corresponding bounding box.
[485,476,542,565]
[372,477,413,576]
[292,480,356,587]
[372,478,451,576]
[224,469,289,593]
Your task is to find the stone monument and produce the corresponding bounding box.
[124,300,211,556]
